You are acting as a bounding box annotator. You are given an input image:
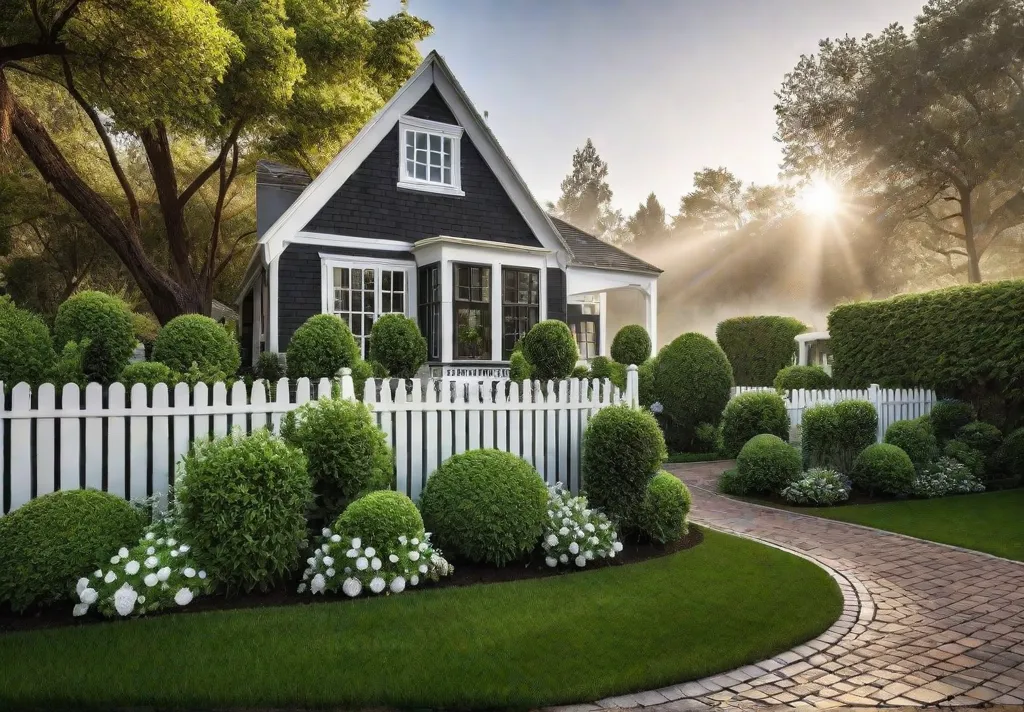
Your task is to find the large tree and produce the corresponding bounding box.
[0,0,430,322]
[553,138,625,240]
[626,193,669,249]
[673,167,790,234]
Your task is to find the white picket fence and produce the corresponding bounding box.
[0,367,638,515]
[731,385,937,441]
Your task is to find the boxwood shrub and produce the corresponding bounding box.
[930,399,977,444]
[53,291,136,384]
[637,359,656,408]
[287,314,360,380]
[653,332,734,451]
[956,422,1002,475]
[119,361,177,391]
[943,439,986,479]
[638,472,691,544]
[883,418,938,473]
[735,433,802,494]
[998,427,1024,482]
[0,296,55,388]
[801,400,877,474]
[152,314,240,377]
[521,320,578,380]
[589,355,626,389]
[420,449,548,566]
[774,365,833,392]
[509,350,531,382]
[368,314,427,379]
[716,316,807,387]
[255,352,284,383]
[0,490,144,612]
[850,443,915,496]
[334,490,424,556]
[610,324,651,365]
[693,422,723,454]
[721,391,790,457]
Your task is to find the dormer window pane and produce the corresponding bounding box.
[398,117,463,195]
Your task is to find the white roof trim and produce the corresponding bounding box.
[412,235,551,254]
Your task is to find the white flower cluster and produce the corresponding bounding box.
[298,527,453,597]
[73,524,211,618]
[912,456,985,498]
[540,485,622,568]
[781,468,851,506]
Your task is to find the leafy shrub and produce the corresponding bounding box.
[610,324,651,365]
[735,434,802,494]
[774,365,833,392]
[716,316,807,387]
[509,351,531,382]
[368,314,427,379]
[0,490,144,612]
[369,360,389,378]
[930,399,977,443]
[781,468,850,506]
[850,443,915,496]
[178,362,229,388]
[589,355,626,389]
[540,485,622,568]
[942,440,985,479]
[0,296,55,388]
[653,332,734,451]
[176,429,312,594]
[637,473,692,544]
[721,391,790,457]
[693,422,723,454]
[351,359,374,397]
[53,291,136,384]
[255,352,284,382]
[120,362,177,390]
[420,449,548,566]
[281,397,393,523]
[884,418,938,472]
[581,405,666,524]
[801,400,877,474]
[153,314,240,376]
[132,313,160,359]
[286,314,360,380]
[333,491,423,557]
[570,365,591,379]
[718,467,747,496]
[912,457,985,498]
[637,359,656,408]
[955,422,1002,473]
[999,427,1024,482]
[49,339,88,387]
[521,320,579,380]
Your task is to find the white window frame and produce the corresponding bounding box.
[396,115,465,197]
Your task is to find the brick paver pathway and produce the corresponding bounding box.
[569,461,1024,711]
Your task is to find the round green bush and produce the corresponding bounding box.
[286,314,360,380]
[721,391,790,458]
[0,490,144,612]
[509,351,532,382]
[521,320,578,380]
[929,399,976,443]
[255,352,284,382]
[716,316,807,387]
[693,422,722,454]
[120,361,177,390]
[0,296,55,388]
[334,490,424,555]
[581,405,666,524]
[570,364,591,379]
[955,422,1002,461]
[350,359,374,397]
[652,333,734,451]
[997,427,1024,482]
[718,467,748,496]
[735,433,802,494]
[420,449,548,566]
[850,443,915,496]
[610,325,652,365]
[884,417,938,472]
[637,359,656,408]
[177,429,312,594]
[943,439,986,479]
[638,472,692,544]
[368,314,427,379]
[281,397,393,523]
[774,365,833,392]
[152,314,240,376]
[589,355,626,389]
[801,400,877,474]
[53,291,136,384]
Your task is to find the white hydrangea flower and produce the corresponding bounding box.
[80,587,98,605]
[370,557,382,571]
[410,574,419,586]
[408,550,420,562]
[143,573,158,587]
[93,569,102,578]
[350,537,361,549]
[170,550,179,558]
[137,595,146,604]
[546,534,559,547]
[590,536,600,546]
[390,576,406,593]
[323,556,334,567]
[419,564,428,574]
[144,556,159,569]
[76,577,89,595]
[320,543,330,554]
[166,539,177,547]
[584,523,595,533]
[104,570,117,584]
[418,542,428,552]
[369,577,386,594]
[612,541,623,552]
[326,568,336,578]
[608,549,616,558]
[568,542,580,555]
[125,560,140,575]
[198,571,207,579]
[356,557,369,571]
[585,550,594,560]
[118,547,129,558]
[156,538,165,545]
[411,538,419,546]
[346,549,359,558]
[322,528,332,537]
[183,567,196,578]
[559,554,569,564]
[178,544,190,553]
[146,547,155,556]
[157,566,171,582]
[174,588,193,606]
[545,556,558,568]
[307,557,316,566]
[342,577,361,597]
[145,532,155,541]
[388,554,399,563]
[109,555,121,565]
[310,574,326,594]
[330,534,341,543]
[398,535,408,546]
[575,555,587,567]
[297,583,307,594]
[364,547,376,558]
[73,602,89,617]
[113,585,138,617]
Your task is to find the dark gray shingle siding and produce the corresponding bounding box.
[547,268,567,324]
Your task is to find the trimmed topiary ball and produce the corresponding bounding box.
[0,490,144,612]
[929,399,977,444]
[287,314,360,380]
[0,296,55,388]
[177,429,312,594]
[334,490,424,556]
[509,350,532,382]
[735,433,802,494]
[884,417,938,472]
[120,361,177,390]
[652,332,734,451]
[521,320,578,380]
[638,472,692,544]
[581,404,666,525]
[53,291,136,384]
[153,314,240,377]
[610,325,651,366]
[774,365,833,392]
[850,443,915,496]
[637,359,656,408]
[368,314,427,379]
[588,355,626,389]
[420,449,548,566]
[721,391,790,458]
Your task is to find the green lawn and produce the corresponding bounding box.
[794,489,1024,562]
[0,529,841,710]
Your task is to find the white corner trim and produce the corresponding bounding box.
[293,232,414,252]
[396,180,465,197]
[413,235,551,254]
[268,258,280,352]
[318,252,416,268]
[399,115,464,137]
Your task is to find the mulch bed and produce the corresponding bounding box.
[0,527,703,635]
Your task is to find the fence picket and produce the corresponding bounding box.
[424,380,439,481]
[60,383,81,492]
[84,383,104,492]
[467,382,480,451]
[481,383,494,449]
[250,381,267,432]
[36,384,55,497]
[172,382,190,486]
[557,380,569,487]
[107,384,126,499]
[521,382,534,467]
[129,384,148,500]
[9,384,32,511]
[152,384,170,509]
[508,382,521,459]
[230,381,248,433]
[440,381,453,462]
[193,383,210,443]
[409,380,423,500]
[546,381,558,486]
[394,383,409,497]
[533,381,545,477]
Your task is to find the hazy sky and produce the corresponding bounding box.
[369,0,924,216]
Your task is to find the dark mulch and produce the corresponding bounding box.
[0,527,703,635]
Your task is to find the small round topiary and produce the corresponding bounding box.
[735,433,802,494]
[637,359,656,408]
[0,296,55,388]
[929,399,977,443]
[521,320,579,380]
[509,350,532,382]
[368,314,427,379]
[152,314,240,376]
[588,355,626,389]
[850,443,915,496]
[610,324,652,366]
[773,365,833,392]
[721,391,790,458]
[334,490,424,555]
[177,429,312,594]
[420,449,548,566]
[287,314,360,380]
[581,404,666,525]
[53,291,136,384]
[884,418,938,472]
[0,490,144,612]
[638,472,692,544]
[120,361,177,390]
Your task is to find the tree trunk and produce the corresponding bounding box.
[960,189,983,283]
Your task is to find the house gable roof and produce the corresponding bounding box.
[550,217,662,275]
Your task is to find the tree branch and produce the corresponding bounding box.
[50,0,85,38]
[0,42,69,66]
[213,229,256,281]
[202,140,239,285]
[177,120,244,209]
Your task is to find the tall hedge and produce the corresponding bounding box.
[653,333,734,451]
[716,316,807,387]
[828,281,1024,426]
[0,296,55,388]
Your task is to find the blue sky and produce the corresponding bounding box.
[369,0,924,216]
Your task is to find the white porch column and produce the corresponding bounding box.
[268,257,280,353]
[644,280,658,352]
[599,291,609,357]
[252,278,262,366]
[440,258,453,363]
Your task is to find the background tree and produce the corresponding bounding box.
[552,138,625,241]
[673,167,790,234]
[627,193,669,250]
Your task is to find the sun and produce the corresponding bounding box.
[798,177,841,217]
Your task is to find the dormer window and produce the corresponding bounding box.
[397,116,464,196]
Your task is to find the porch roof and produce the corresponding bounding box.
[548,217,662,276]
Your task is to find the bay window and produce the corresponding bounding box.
[453,263,491,360]
[502,267,539,359]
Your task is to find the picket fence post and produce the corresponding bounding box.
[625,364,639,408]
